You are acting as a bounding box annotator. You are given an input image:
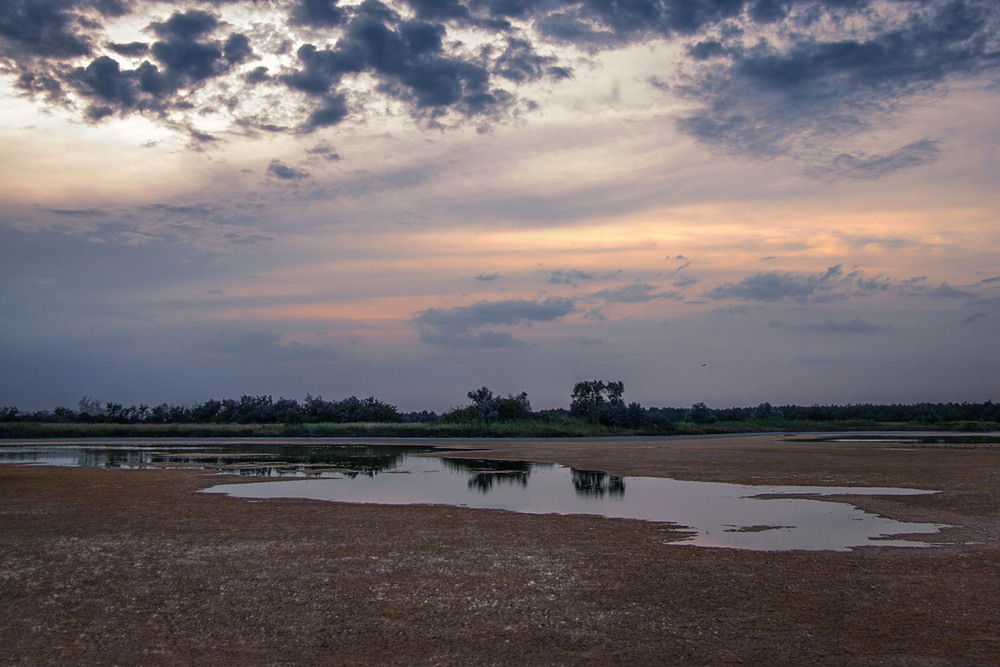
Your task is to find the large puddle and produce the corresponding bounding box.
[1,442,949,551]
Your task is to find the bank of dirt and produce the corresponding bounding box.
[2,434,999,664]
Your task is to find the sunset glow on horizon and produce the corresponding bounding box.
[2,0,998,412]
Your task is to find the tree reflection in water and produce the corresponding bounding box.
[1,444,436,477]
[440,458,532,493]
[571,469,625,498]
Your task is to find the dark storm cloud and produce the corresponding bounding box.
[405,0,472,23]
[769,319,889,334]
[414,296,574,346]
[2,0,567,132]
[674,0,1000,169]
[290,0,348,28]
[245,65,270,84]
[532,0,747,45]
[223,33,253,64]
[304,93,350,130]
[0,0,121,59]
[687,40,727,60]
[147,10,247,83]
[491,37,556,83]
[108,42,150,57]
[706,265,845,303]
[267,160,311,180]
[70,55,141,110]
[285,0,518,129]
[5,0,999,165]
[149,9,218,41]
[534,11,620,48]
[57,8,254,118]
[0,1,259,121]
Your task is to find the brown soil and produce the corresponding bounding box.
[2,434,999,665]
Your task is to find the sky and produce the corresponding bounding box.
[1,0,999,413]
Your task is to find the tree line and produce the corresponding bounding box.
[1,382,997,427]
[0,394,418,425]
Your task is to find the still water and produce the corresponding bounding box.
[0,442,435,476]
[1,442,949,551]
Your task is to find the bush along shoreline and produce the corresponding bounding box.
[1,384,997,438]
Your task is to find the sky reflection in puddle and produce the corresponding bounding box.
[202,455,948,552]
[0,443,948,551]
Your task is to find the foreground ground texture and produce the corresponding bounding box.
[2,434,999,665]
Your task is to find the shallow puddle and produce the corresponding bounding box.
[0,442,435,476]
[1,443,949,551]
[202,455,947,551]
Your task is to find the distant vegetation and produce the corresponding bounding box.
[1,383,997,438]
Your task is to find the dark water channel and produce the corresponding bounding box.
[1,442,949,551]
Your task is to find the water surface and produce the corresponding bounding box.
[1,442,949,552]
[201,455,946,551]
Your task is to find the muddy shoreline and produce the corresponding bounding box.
[3,434,999,664]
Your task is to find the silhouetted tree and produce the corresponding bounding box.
[622,402,648,428]
[468,386,500,421]
[751,402,783,422]
[456,388,533,422]
[571,380,629,424]
[497,391,531,421]
[77,396,105,423]
[685,402,717,424]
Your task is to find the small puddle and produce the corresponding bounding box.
[1,443,949,552]
[0,442,435,476]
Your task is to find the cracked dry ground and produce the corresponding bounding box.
[2,434,999,665]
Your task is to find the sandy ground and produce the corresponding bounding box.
[2,433,999,665]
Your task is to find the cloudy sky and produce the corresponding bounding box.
[2,0,998,413]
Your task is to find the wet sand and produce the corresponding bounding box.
[2,434,999,664]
